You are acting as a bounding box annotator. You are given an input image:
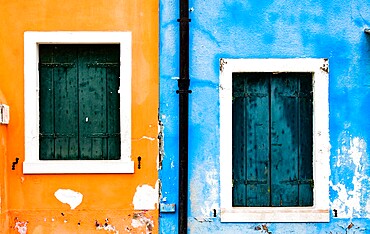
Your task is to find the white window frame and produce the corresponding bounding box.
[219,58,330,222]
[24,31,133,174]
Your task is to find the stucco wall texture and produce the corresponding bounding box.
[160,0,370,233]
[0,1,159,233]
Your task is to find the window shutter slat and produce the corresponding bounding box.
[297,74,314,206]
[245,74,270,207]
[232,74,247,207]
[106,66,121,160]
[39,65,55,160]
[54,46,78,160]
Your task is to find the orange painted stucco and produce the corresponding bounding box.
[0,1,159,233]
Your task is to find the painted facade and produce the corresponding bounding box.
[0,1,159,233]
[159,0,370,233]
[3,0,370,233]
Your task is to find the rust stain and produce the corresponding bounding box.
[220,58,227,72]
[254,224,272,234]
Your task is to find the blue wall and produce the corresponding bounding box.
[160,0,370,233]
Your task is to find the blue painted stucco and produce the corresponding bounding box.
[159,0,370,233]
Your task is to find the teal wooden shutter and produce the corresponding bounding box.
[39,44,120,160]
[232,72,313,207]
[232,73,270,207]
[39,45,79,160]
[78,45,120,160]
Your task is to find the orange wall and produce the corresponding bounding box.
[0,90,8,232]
[0,1,159,233]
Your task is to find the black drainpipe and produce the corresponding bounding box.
[177,0,191,233]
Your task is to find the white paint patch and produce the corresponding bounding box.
[331,137,370,218]
[131,219,142,228]
[54,189,83,210]
[133,181,159,210]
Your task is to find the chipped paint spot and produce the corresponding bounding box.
[133,181,159,210]
[331,136,370,218]
[139,136,156,141]
[14,218,28,234]
[96,219,119,234]
[131,212,154,234]
[54,189,83,210]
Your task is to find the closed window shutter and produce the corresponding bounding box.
[39,45,120,160]
[39,45,79,160]
[232,73,270,207]
[78,45,120,160]
[232,72,313,207]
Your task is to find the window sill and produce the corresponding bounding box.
[23,160,134,174]
[220,207,330,223]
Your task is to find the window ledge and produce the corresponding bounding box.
[23,160,134,174]
[221,207,330,223]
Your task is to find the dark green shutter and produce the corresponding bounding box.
[39,44,120,160]
[232,72,313,207]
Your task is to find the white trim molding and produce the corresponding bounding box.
[24,31,133,174]
[219,58,330,222]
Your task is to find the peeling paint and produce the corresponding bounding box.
[193,217,214,223]
[54,189,83,210]
[191,165,219,220]
[96,219,119,234]
[254,224,272,234]
[331,136,370,218]
[158,120,164,170]
[131,212,154,234]
[14,218,28,234]
[133,181,159,210]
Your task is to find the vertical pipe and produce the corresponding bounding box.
[177,0,191,233]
